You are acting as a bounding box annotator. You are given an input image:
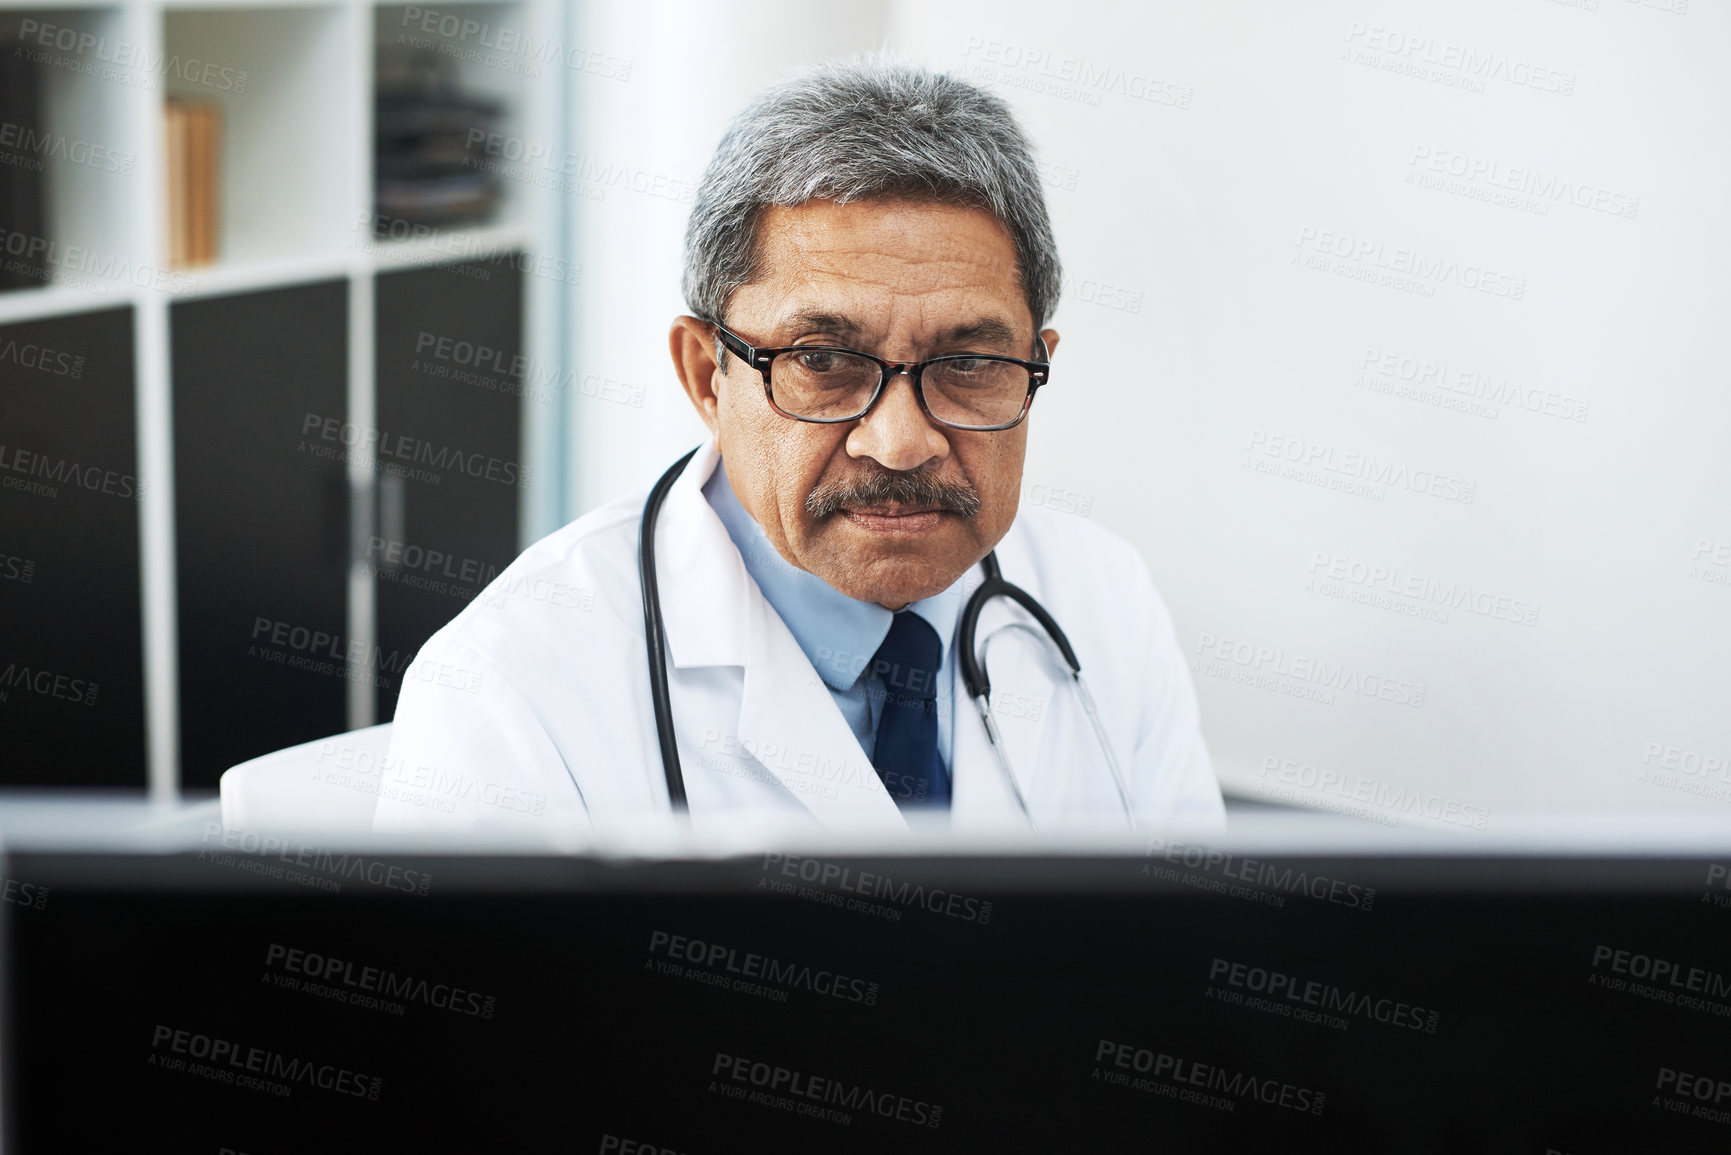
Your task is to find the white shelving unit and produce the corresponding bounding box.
[0,0,564,798]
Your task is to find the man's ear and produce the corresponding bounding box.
[669,315,724,435]
[1038,328,1060,361]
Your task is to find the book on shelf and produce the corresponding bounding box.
[0,36,48,292]
[165,102,186,269]
[164,98,222,270]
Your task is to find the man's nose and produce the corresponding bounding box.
[847,372,950,472]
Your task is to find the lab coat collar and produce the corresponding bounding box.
[701,457,969,699]
[656,442,751,670]
[701,457,888,692]
[735,587,909,831]
[653,441,907,831]
[655,459,1068,830]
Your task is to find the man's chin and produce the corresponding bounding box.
[814,548,970,609]
[797,515,986,605]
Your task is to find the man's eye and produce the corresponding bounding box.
[798,350,842,372]
[948,358,989,373]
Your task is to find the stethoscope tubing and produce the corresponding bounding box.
[640,449,1131,826]
[639,448,701,812]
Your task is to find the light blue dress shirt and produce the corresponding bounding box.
[703,459,964,771]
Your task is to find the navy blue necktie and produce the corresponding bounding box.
[869,611,950,809]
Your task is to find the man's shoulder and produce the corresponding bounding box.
[1005,500,1150,588]
[508,489,645,583]
[999,500,1179,652]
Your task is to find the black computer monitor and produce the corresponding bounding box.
[6,845,1729,1152]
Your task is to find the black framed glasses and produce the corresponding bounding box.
[713,323,1050,431]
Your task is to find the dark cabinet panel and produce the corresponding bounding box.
[0,308,145,786]
[373,255,524,721]
[172,280,349,789]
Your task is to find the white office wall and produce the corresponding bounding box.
[567,0,1731,821]
[565,0,891,519]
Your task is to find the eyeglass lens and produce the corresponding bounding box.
[770,349,1030,427]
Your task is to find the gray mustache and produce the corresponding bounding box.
[806,468,981,519]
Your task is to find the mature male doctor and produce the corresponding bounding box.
[373,58,1223,842]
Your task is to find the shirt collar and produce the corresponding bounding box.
[703,459,967,691]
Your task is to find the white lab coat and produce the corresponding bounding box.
[372,442,1223,844]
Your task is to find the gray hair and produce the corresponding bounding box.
[682,55,1062,335]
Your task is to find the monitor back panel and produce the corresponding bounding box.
[6,852,1728,1153]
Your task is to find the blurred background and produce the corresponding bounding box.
[2,0,1725,826]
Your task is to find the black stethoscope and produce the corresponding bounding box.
[638,448,1133,827]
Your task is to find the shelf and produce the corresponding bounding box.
[163,0,347,9]
[161,4,357,269]
[0,280,136,326]
[0,230,539,310]
[1,0,558,800]
[167,248,357,301]
[364,219,528,272]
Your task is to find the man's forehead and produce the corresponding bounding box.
[756,200,1020,283]
[744,200,1029,337]
[765,305,1020,349]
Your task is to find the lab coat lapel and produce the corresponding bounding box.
[948,593,1059,830]
[735,582,909,832]
[656,443,906,831]
[656,443,750,669]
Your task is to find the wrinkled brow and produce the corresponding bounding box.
[775,309,1019,352]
